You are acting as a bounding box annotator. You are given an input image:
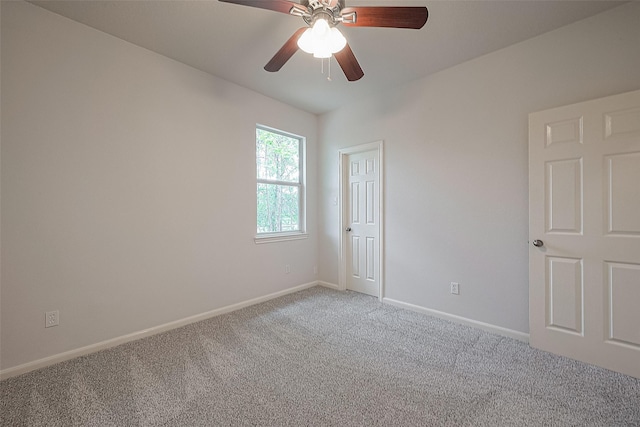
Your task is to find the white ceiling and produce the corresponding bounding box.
[30,0,625,114]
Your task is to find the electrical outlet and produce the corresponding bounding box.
[45,310,59,328]
[450,282,459,295]
[313,265,318,275]
[285,264,291,274]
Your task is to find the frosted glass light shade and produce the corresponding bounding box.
[297,19,346,59]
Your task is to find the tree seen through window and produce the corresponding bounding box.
[256,127,303,234]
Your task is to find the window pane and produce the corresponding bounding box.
[257,183,300,233]
[256,128,300,183]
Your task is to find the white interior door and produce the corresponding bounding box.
[341,147,381,297]
[529,89,640,379]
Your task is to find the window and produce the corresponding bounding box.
[256,126,306,242]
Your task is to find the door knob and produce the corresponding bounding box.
[345,227,352,232]
[533,239,544,247]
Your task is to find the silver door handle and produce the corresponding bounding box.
[533,240,544,247]
[345,227,352,232]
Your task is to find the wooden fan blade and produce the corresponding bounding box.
[264,28,307,72]
[218,0,303,15]
[341,7,428,29]
[334,43,364,82]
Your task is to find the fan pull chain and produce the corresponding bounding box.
[320,58,332,82]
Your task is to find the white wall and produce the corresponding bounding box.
[318,2,640,334]
[0,1,317,370]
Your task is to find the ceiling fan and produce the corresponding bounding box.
[218,0,428,81]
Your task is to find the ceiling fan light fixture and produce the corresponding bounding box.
[297,18,346,58]
[222,0,428,82]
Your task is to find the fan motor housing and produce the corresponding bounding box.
[301,0,344,26]
[302,0,344,13]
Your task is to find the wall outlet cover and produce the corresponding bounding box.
[450,282,460,295]
[45,310,59,328]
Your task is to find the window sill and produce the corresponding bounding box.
[254,232,308,245]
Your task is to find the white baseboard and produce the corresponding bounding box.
[1,284,527,380]
[383,297,529,343]
[318,281,340,290]
[0,281,319,381]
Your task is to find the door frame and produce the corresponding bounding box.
[338,141,384,300]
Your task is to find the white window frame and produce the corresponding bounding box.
[254,124,307,244]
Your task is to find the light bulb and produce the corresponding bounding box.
[312,18,330,38]
[297,28,315,54]
[296,18,347,57]
[313,47,332,59]
[328,27,346,53]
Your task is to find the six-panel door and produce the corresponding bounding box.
[529,89,640,379]
[346,150,379,297]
